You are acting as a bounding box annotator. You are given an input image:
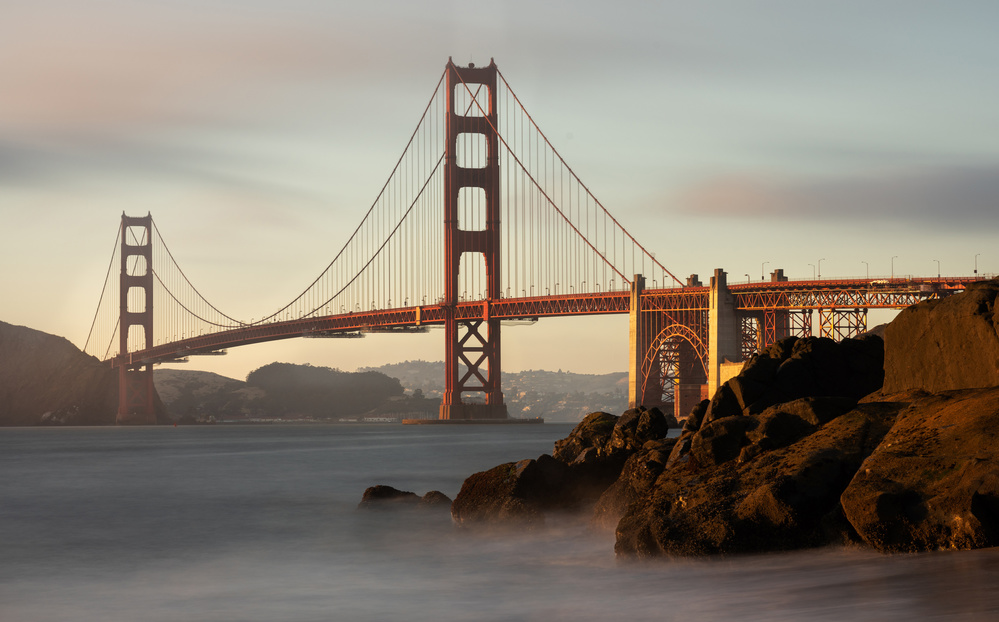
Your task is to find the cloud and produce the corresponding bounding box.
[0,2,442,137]
[672,165,999,228]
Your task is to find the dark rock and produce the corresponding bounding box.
[690,415,757,468]
[608,406,672,454]
[552,411,618,463]
[744,409,817,453]
[727,376,769,413]
[638,407,672,439]
[738,352,782,384]
[841,387,999,552]
[883,280,999,393]
[451,455,576,527]
[358,485,420,509]
[682,400,709,433]
[420,490,453,508]
[592,438,678,531]
[615,402,898,557]
[451,460,545,527]
[702,382,741,425]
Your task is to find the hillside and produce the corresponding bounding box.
[0,320,118,425]
[360,360,628,421]
[154,363,407,421]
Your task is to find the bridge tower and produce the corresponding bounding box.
[117,213,157,424]
[440,59,507,420]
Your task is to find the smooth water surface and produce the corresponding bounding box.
[2,424,998,621]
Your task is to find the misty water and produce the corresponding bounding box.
[2,425,999,621]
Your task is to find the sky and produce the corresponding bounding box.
[2,0,997,381]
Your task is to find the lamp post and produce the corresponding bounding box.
[975,253,980,275]
[891,256,898,279]
[818,258,826,279]
[745,273,750,283]
[933,259,940,279]
[808,263,815,279]
[762,261,770,281]
[862,261,869,279]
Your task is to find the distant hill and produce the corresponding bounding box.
[154,363,407,421]
[360,360,628,422]
[0,320,119,425]
[154,368,260,420]
[359,360,627,396]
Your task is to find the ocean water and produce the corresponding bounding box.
[2,424,999,622]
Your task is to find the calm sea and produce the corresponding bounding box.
[2,424,998,621]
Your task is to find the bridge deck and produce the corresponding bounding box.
[114,277,985,368]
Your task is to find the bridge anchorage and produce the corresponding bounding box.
[84,59,991,424]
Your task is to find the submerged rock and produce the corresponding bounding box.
[358,485,420,508]
[359,485,452,511]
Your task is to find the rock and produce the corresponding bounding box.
[883,280,999,393]
[451,456,570,528]
[690,415,757,468]
[615,402,899,557]
[591,438,678,531]
[452,406,678,528]
[552,411,618,463]
[608,407,672,454]
[697,336,883,431]
[358,485,420,509]
[420,490,453,508]
[841,387,999,552]
[682,399,709,433]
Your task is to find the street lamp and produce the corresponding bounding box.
[762,261,770,281]
[861,261,869,279]
[891,255,898,279]
[745,273,750,283]
[808,263,815,279]
[933,259,940,279]
[975,253,980,275]
[818,258,826,279]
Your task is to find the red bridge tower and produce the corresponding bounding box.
[440,59,507,420]
[117,213,157,424]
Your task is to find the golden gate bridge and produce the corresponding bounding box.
[82,59,986,424]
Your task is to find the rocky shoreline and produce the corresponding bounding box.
[440,279,999,556]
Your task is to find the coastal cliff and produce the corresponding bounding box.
[0,320,119,425]
[452,279,999,556]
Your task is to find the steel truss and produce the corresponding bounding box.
[818,308,867,341]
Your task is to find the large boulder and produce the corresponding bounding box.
[451,454,569,528]
[841,387,999,552]
[615,402,900,556]
[883,280,999,393]
[552,411,618,463]
[699,335,884,426]
[591,438,678,531]
[452,407,674,527]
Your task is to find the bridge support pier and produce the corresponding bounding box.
[627,275,647,410]
[708,268,741,396]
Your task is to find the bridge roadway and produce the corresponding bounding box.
[114,275,980,370]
